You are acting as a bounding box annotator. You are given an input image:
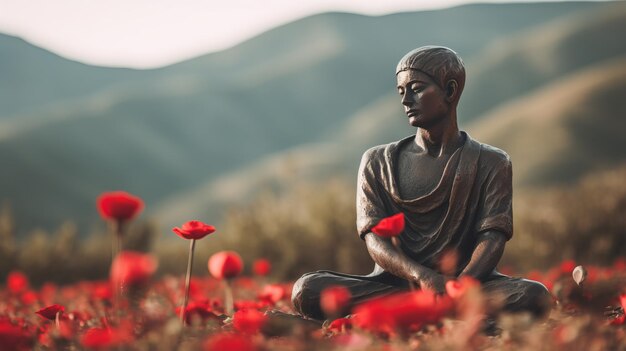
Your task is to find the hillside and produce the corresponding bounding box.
[0,2,617,233]
[150,4,626,229]
[461,1,626,123]
[467,56,626,187]
[154,57,626,227]
[0,34,147,119]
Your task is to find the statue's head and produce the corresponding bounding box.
[395,46,465,104]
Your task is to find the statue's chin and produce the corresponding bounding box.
[408,116,420,128]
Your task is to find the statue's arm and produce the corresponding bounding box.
[364,232,449,292]
[461,151,513,280]
[459,230,507,280]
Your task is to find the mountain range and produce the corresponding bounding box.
[1,1,625,234]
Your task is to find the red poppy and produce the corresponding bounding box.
[97,191,144,222]
[208,251,243,280]
[35,304,65,320]
[80,327,115,349]
[559,260,576,275]
[445,276,480,299]
[257,284,286,305]
[613,258,626,271]
[353,290,453,334]
[233,309,267,334]
[204,333,257,351]
[20,291,38,305]
[176,301,220,325]
[110,251,158,289]
[0,321,32,351]
[172,220,216,240]
[92,283,113,301]
[371,213,405,238]
[7,271,29,294]
[320,286,352,317]
[610,314,625,326]
[327,318,352,333]
[252,259,272,276]
[234,300,269,311]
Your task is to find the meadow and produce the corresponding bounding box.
[1,182,625,350]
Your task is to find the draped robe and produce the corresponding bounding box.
[356,131,513,276]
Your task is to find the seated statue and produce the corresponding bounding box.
[291,46,552,321]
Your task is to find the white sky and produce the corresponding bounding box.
[0,0,607,68]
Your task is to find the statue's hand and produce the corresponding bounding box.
[418,272,451,294]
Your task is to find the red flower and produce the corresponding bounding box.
[208,251,243,280]
[610,314,625,326]
[320,286,352,317]
[80,322,134,349]
[353,290,453,334]
[80,328,115,349]
[257,284,286,305]
[327,317,352,333]
[92,283,113,301]
[252,259,272,276]
[371,213,405,238]
[172,220,216,240]
[0,321,32,351]
[559,260,576,275]
[204,333,257,351]
[97,191,144,222]
[20,291,38,305]
[7,271,29,294]
[233,309,267,334]
[445,276,480,299]
[110,251,158,289]
[620,294,626,310]
[613,258,626,271]
[234,300,269,311]
[176,301,220,325]
[35,304,65,320]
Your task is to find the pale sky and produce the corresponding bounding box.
[0,0,607,68]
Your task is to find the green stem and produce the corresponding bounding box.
[180,239,196,324]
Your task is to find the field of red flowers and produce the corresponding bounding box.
[1,191,625,350]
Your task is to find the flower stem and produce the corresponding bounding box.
[112,220,124,319]
[180,239,196,324]
[391,237,417,291]
[224,279,234,316]
[112,220,123,258]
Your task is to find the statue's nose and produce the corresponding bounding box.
[401,93,414,107]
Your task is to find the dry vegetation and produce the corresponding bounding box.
[1,164,626,286]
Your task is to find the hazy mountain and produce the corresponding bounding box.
[468,57,626,187]
[0,34,148,119]
[461,2,626,123]
[0,1,619,233]
[151,3,626,228]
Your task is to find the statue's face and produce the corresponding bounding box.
[396,70,449,128]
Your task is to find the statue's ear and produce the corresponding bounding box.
[445,80,458,102]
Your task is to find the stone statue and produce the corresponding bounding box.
[291,46,552,321]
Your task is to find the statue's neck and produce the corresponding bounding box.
[415,117,462,157]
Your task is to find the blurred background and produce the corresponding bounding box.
[0,0,625,285]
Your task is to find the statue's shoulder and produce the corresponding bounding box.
[476,140,512,168]
[361,144,386,162]
[361,136,412,165]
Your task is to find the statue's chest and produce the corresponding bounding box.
[396,153,450,200]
